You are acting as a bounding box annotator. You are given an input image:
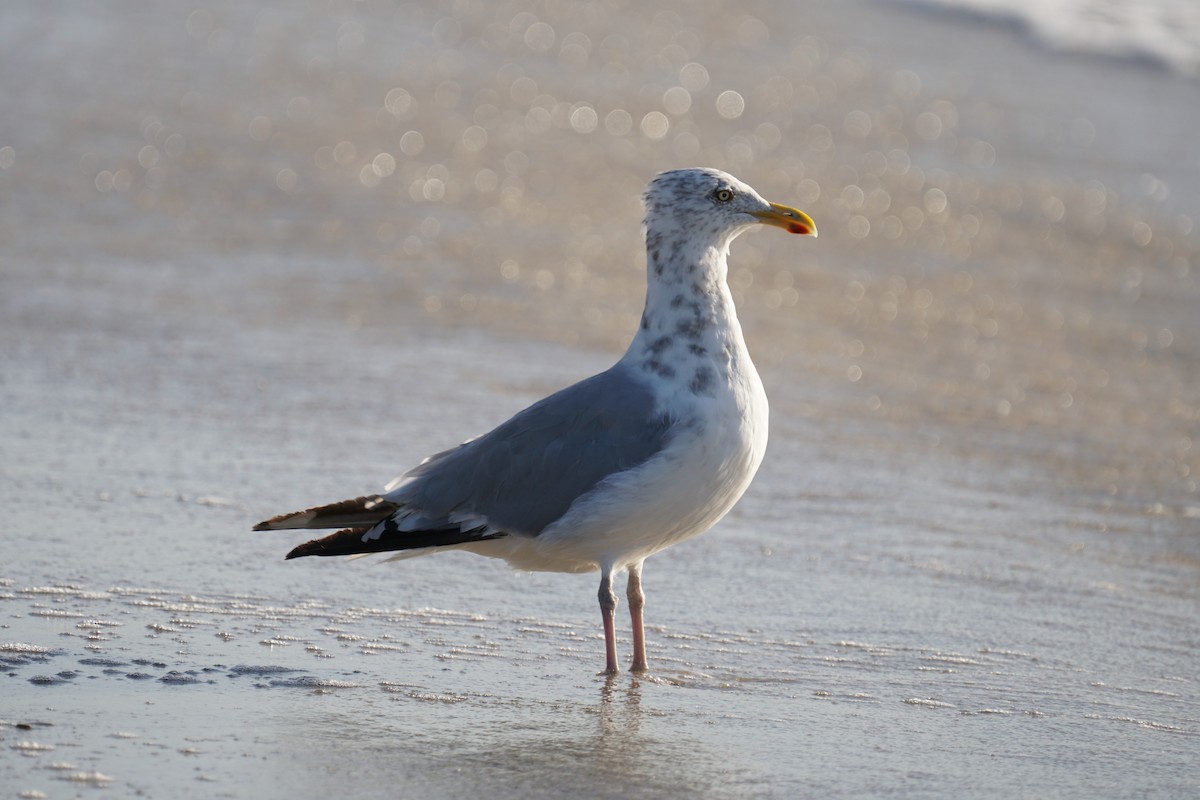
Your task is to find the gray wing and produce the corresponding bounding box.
[385,362,673,536]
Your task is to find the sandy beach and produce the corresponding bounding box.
[2,0,1198,797]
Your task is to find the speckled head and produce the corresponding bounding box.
[643,168,817,243]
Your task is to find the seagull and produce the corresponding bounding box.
[254,168,816,673]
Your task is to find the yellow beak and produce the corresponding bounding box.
[751,203,818,237]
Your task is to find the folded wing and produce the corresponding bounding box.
[256,362,674,558]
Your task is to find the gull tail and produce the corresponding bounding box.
[253,495,399,532]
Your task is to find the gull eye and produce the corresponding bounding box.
[714,188,734,203]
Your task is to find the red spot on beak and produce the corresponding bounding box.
[787,223,811,235]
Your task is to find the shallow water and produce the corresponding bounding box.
[3,0,1199,797]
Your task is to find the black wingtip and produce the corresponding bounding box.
[283,529,369,559]
[281,524,507,562]
[285,539,323,559]
[253,522,271,532]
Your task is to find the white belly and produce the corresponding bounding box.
[485,367,769,574]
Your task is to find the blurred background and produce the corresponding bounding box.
[4,0,1197,512]
[2,0,1198,797]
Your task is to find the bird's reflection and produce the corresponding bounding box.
[283,669,733,798]
[599,673,643,716]
[591,674,651,774]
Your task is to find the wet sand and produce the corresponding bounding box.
[2,0,1198,797]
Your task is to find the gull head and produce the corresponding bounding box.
[643,168,817,247]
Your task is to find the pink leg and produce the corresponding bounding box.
[598,568,619,674]
[627,561,647,672]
